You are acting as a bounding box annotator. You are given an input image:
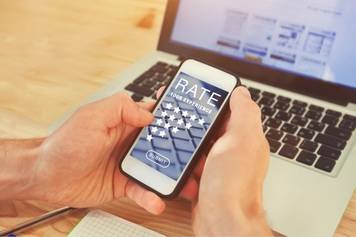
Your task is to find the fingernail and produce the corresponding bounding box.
[237,86,251,98]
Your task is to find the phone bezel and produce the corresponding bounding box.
[120,59,240,198]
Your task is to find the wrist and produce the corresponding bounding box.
[0,139,43,200]
[195,194,272,236]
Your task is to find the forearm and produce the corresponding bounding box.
[0,138,44,200]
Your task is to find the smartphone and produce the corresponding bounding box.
[120,59,239,198]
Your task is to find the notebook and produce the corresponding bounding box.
[68,210,166,237]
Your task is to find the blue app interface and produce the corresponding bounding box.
[131,72,229,180]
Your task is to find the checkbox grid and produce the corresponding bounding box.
[68,210,165,237]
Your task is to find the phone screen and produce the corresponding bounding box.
[130,72,229,180]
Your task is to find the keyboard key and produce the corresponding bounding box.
[251,94,260,102]
[291,116,308,126]
[142,80,156,88]
[156,61,168,67]
[248,87,261,95]
[152,83,163,92]
[318,145,341,160]
[293,100,307,107]
[274,101,290,111]
[296,151,317,166]
[167,69,177,78]
[279,144,299,159]
[131,94,144,102]
[267,138,282,153]
[321,115,339,126]
[300,139,318,152]
[326,109,342,118]
[339,118,356,131]
[259,97,274,106]
[277,95,291,103]
[152,62,169,73]
[275,111,292,121]
[168,65,178,71]
[261,114,266,122]
[266,129,284,141]
[261,107,276,116]
[309,104,324,112]
[315,157,336,173]
[265,118,282,128]
[262,91,276,98]
[142,70,156,78]
[281,123,298,134]
[305,110,322,120]
[324,126,351,140]
[125,84,154,97]
[289,105,305,115]
[155,75,167,82]
[133,74,150,84]
[297,128,315,140]
[344,114,356,122]
[307,121,325,132]
[283,134,300,146]
[315,134,346,150]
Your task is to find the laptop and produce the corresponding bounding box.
[53,1,356,236]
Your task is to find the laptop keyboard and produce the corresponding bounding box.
[125,61,356,175]
[125,62,178,101]
[249,87,356,175]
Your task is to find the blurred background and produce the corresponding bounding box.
[0,0,164,138]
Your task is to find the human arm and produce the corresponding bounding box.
[193,87,273,236]
[0,138,43,200]
[0,92,198,214]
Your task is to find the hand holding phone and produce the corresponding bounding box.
[120,59,239,197]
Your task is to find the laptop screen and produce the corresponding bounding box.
[170,0,356,89]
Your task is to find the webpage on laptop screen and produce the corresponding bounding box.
[171,0,356,89]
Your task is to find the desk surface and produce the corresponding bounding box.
[0,0,355,236]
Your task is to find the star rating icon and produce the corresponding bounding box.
[146,134,153,142]
[161,111,168,117]
[166,103,173,110]
[169,114,175,121]
[151,126,158,134]
[174,107,180,113]
[156,119,163,126]
[185,122,192,130]
[144,102,212,144]
[177,119,184,126]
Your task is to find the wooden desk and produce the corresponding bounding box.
[0,0,355,236]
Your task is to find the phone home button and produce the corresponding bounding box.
[145,150,170,168]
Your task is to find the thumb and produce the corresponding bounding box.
[92,92,154,128]
[228,87,262,132]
